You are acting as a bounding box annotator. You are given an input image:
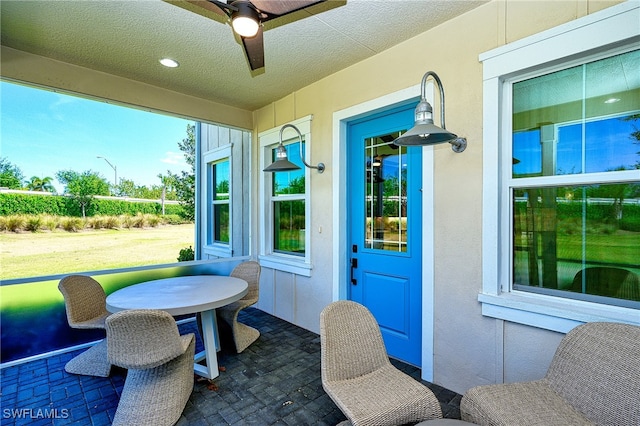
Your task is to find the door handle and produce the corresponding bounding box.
[350,258,358,285]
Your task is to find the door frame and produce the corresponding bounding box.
[331,83,436,381]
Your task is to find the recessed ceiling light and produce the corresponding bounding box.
[604,97,620,104]
[159,58,179,68]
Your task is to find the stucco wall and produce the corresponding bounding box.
[252,0,626,394]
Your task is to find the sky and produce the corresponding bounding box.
[1,81,194,193]
[512,115,639,177]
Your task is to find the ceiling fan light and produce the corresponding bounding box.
[231,3,260,37]
[232,16,259,37]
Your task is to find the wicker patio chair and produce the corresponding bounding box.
[320,300,443,426]
[58,275,111,377]
[461,321,640,426]
[106,309,195,426]
[217,261,261,353]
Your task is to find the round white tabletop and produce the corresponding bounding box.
[106,275,248,316]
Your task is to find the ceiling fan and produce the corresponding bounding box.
[178,0,336,71]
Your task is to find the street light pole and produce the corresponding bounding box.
[96,156,117,187]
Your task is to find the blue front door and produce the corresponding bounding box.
[347,103,423,366]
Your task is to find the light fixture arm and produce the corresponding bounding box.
[420,71,467,153]
[280,124,325,173]
[393,70,467,152]
[421,71,447,130]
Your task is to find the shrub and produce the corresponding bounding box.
[25,215,43,232]
[5,215,26,232]
[87,216,104,229]
[163,214,187,225]
[177,246,195,261]
[0,213,187,233]
[146,214,161,227]
[103,215,120,229]
[132,213,146,228]
[42,215,59,231]
[120,215,134,229]
[61,216,84,232]
[620,215,640,232]
[0,193,66,216]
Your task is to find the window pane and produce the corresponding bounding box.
[273,200,305,255]
[213,160,229,201]
[513,183,640,302]
[213,204,229,243]
[211,160,229,244]
[513,49,640,178]
[271,142,305,196]
[364,132,408,252]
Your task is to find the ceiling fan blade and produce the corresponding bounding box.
[241,27,265,71]
[251,0,326,19]
[181,0,230,16]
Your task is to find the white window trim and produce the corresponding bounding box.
[480,1,640,332]
[201,144,233,258]
[258,115,313,277]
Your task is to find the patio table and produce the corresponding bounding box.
[105,275,248,380]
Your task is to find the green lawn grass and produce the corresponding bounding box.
[0,224,195,280]
[557,232,640,264]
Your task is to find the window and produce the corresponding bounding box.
[202,145,232,257]
[480,2,640,331]
[511,50,640,308]
[270,142,306,255]
[259,116,313,276]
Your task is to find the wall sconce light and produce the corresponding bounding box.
[263,124,325,173]
[393,71,467,153]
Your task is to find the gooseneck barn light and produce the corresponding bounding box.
[393,71,467,153]
[263,124,325,173]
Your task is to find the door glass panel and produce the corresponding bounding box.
[364,131,408,252]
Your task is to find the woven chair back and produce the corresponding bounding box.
[231,261,261,303]
[545,321,640,425]
[58,275,108,327]
[320,300,390,383]
[106,309,188,370]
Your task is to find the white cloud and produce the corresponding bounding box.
[161,151,187,167]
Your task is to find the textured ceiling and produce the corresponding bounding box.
[1,0,487,111]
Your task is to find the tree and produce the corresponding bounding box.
[25,176,56,193]
[115,178,137,198]
[157,173,178,215]
[56,169,110,217]
[168,124,196,221]
[621,113,640,169]
[0,157,25,189]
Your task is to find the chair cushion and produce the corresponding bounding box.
[461,380,593,426]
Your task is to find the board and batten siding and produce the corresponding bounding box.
[199,122,252,259]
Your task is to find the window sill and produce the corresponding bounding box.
[202,245,232,258]
[258,254,312,277]
[479,291,640,333]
